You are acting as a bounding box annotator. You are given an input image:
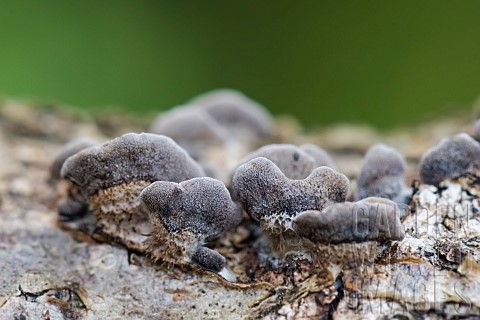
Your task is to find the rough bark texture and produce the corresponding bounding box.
[0,102,479,319]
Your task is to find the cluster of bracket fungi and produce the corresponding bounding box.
[50,89,480,281]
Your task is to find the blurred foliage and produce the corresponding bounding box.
[0,0,479,129]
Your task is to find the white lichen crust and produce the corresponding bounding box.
[399,177,480,266]
[337,176,480,317]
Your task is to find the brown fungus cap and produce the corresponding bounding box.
[419,133,480,185]
[140,177,242,241]
[232,157,349,225]
[61,133,205,195]
[356,144,406,201]
[293,197,405,244]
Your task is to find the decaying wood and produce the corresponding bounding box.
[0,102,479,319]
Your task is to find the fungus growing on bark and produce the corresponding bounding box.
[149,105,227,159]
[300,144,336,169]
[189,89,273,139]
[140,177,242,272]
[237,144,318,180]
[293,197,405,244]
[191,247,227,273]
[232,157,349,233]
[149,90,273,182]
[50,138,98,181]
[60,133,205,249]
[50,138,98,219]
[61,133,204,196]
[232,157,406,267]
[356,144,407,201]
[419,133,480,185]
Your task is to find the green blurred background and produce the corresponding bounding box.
[1,0,479,129]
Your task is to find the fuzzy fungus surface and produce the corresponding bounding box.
[50,138,98,181]
[50,138,99,219]
[140,177,242,268]
[61,132,205,195]
[294,197,405,244]
[57,133,206,252]
[300,143,336,169]
[149,105,228,159]
[419,133,480,185]
[232,157,349,230]
[189,89,273,138]
[237,144,318,180]
[356,144,406,201]
[474,119,480,141]
[5,100,480,319]
[191,247,227,273]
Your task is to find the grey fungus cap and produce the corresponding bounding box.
[232,157,349,224]
[293,197,405,244]
[140,177,242,241]
[149,105,228,159]
[474,119,480,141]
[61,133,205,195]
[189,89,273,138]
[51,138,98,219]
[140,177,242,272]
[50,138,98,181]
[419,133,480,185]
[57,197,88,220]
[356,144,406,201]
[191,247,227,273]
[238,144,318,180]
[300,144,336,170]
